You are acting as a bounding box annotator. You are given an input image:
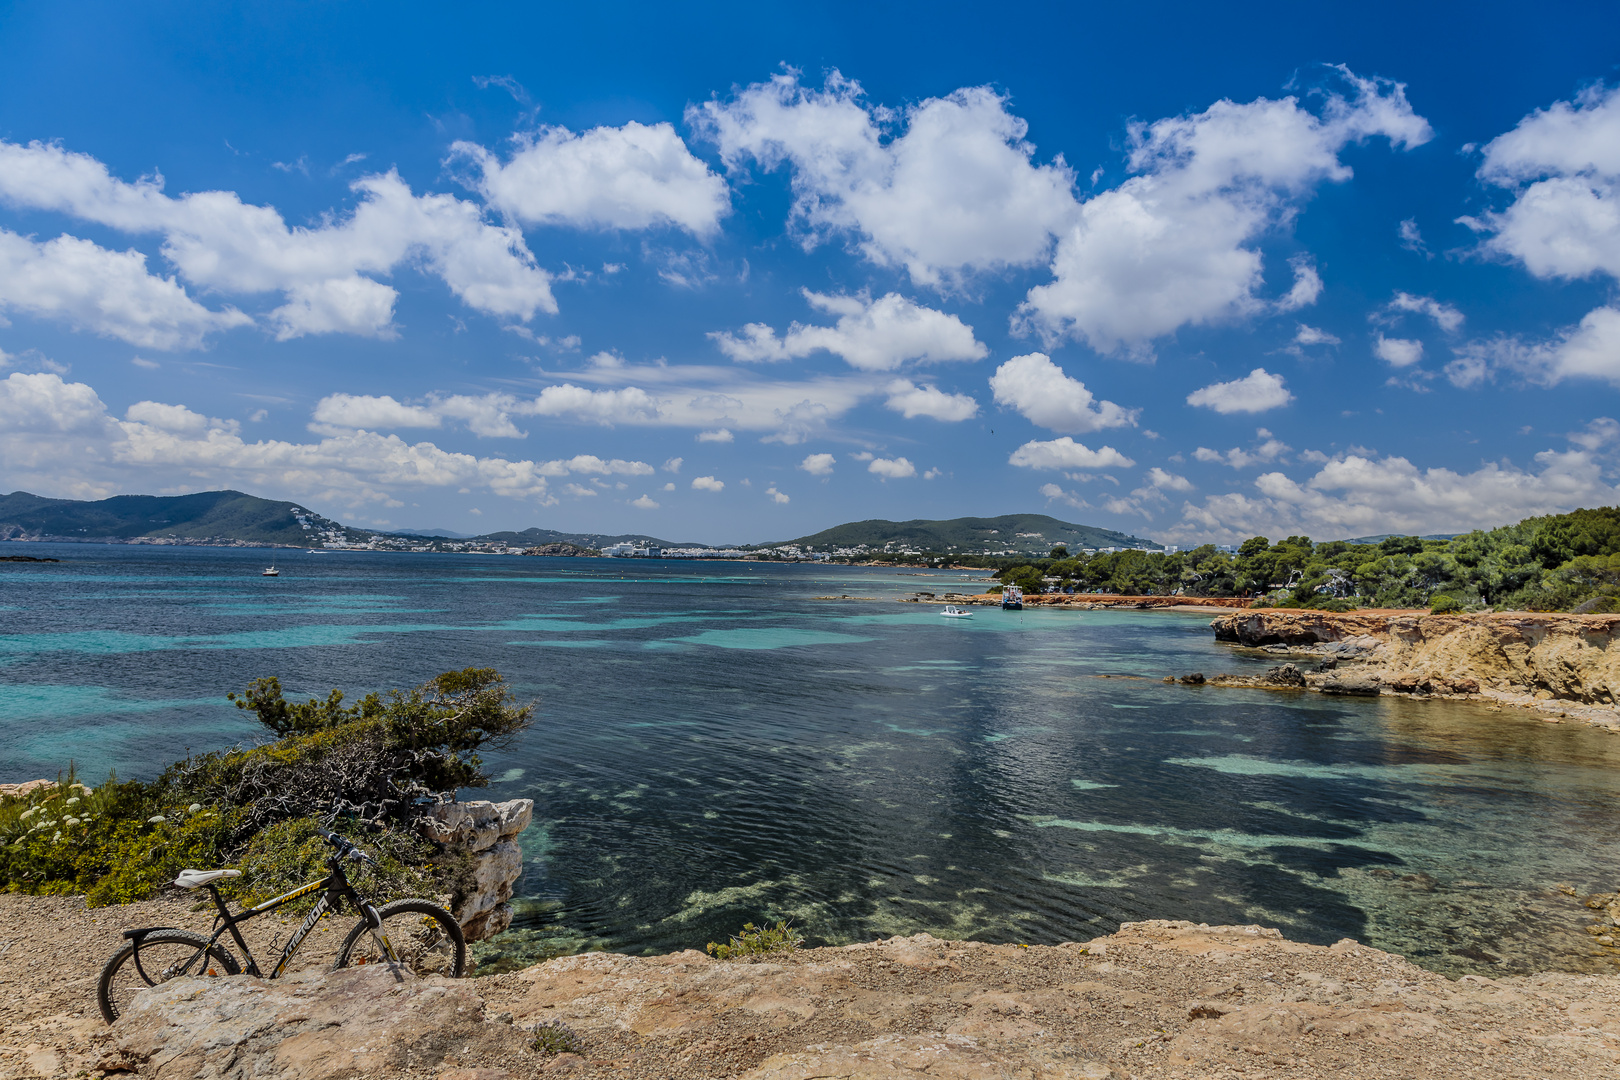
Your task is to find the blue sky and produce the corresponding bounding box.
[1,1,1618,544]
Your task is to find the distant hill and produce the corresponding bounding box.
[443,527,698,549]
[0,490,352,547]
[1340,533,1459,544]
[780,514,1159,555]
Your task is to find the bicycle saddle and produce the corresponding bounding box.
[174,868,241,889]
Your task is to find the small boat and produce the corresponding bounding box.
[940,605,974,619]
[262,565,279,577]
[1001,584,1024,610]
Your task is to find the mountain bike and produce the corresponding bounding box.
[97,829,465,1023]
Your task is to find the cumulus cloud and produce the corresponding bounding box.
[867,456,916,479]
[691,475,724,491]
[630,494,660,509]
[1186,367,1293,414]
[799,452,836,475]
[1007,436,1134,470]
[692,70,1078,286]
[0,371,653,508]
[1163,436,1620,544]
[312,393,441,431]
[1449,306,1620,387]
[710,290,986,371]
[1386,291,1464,332]
[0,229,252,348]
[1465,83,1620,282]
[450,121,728,235]
[0,140,554,341]
[1146,466,1193,491]
[883,379,978,421]
[988,352,1138,433]
[1398,218,1431,257]
[1193,430,1291,468]
[697,428,734,442]
[766,484,789,503]
[1019,68,1430,354]
[1292,324,1341,347]
[1373,335,1425,368]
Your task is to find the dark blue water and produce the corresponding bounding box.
[4,543,1619,976]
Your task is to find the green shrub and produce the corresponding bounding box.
[1,668,533,907]
[706,920,804,961]
[1428,594,1464,615]
[530,1021,584,1056]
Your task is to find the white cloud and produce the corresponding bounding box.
[0,372,659,507]
[882,379,978,421]
[1292,324,1341,347]
[867,456,916,479]
[630,494,660,509]
[0,140,554,340]
[1186,367,1293,414]
[662,482,675,491]
[525,384,665,425]
[1386,291,1463,332]
[1275,256,1323,311]
[799,452,836,475]
[710,290,986,371]
[851,451,874,461]
[1373,335,1425,368]
[1038,482,1091,511]
[563,482,597,497]
[0,229,252,348]
[312,393,442,431]
[692,71,1078,286]
[988,352,1138,433]
[766,485,789,504]
[1450,305,1620,387]
[1398,218,1431,257]
[691,475,724,492]
[1163,439,1620,544]
[697,428,734,442]
[1146,466,1193,491]
[1019,69,1430,354]
[450,121,729,235]
[1007,436,1134,470]
[1465,83,1620,282]
[1193,432,1291,468]
[663,456,683,472]
[922,467,941,480]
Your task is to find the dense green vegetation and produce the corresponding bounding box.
[990,507,1620,613]
[0,668,532,907]
[784,514,1156,555]
[0,489,348,545]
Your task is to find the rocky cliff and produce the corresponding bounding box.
[89,920,1620,1079]
[1207,610,1620,730]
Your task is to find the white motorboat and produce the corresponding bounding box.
[940,605,973,618]
[1001,584,1024,610]
[262,565,280,577]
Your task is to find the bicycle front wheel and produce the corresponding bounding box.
[334,899,466,977]
[98,931,240,1023]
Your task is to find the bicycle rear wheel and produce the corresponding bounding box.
[334,899,466,977]
[98,931,240,1023]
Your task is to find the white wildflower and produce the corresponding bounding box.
[64,816,81,827]
[65,796,81,806]
[188,804,203,813]
[50,831,60,842]
[20,808,36,820]
[147,815,167,824]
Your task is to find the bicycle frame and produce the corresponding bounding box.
[187,858,399,979]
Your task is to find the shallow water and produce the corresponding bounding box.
[3,544,1618,977]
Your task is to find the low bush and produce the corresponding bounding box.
[706,919,804,961]
[0,668,532,908]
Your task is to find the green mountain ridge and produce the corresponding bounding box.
[778,514,1158,554]
[0,490,351,547]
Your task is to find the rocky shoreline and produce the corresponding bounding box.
[6,900,1618,1079]
[1198,609,1620,732]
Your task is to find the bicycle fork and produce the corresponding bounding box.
[358,901,401,965]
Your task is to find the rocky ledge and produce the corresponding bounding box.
[1203,610,1620,731]
[56,919,1620,1079]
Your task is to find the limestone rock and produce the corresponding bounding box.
[113,964,523,1079]
[417,798,533,852]
[459,839,523,940]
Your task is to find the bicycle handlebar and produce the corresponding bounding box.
[318,829,378,866]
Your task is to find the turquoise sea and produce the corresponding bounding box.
[3,543,1619,977]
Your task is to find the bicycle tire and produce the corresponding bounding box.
[333,899,466,978]
[98,930,240,1023]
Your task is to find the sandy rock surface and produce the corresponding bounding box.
[5,895,1620,1079]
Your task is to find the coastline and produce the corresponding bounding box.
[7,892,1617,1079]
